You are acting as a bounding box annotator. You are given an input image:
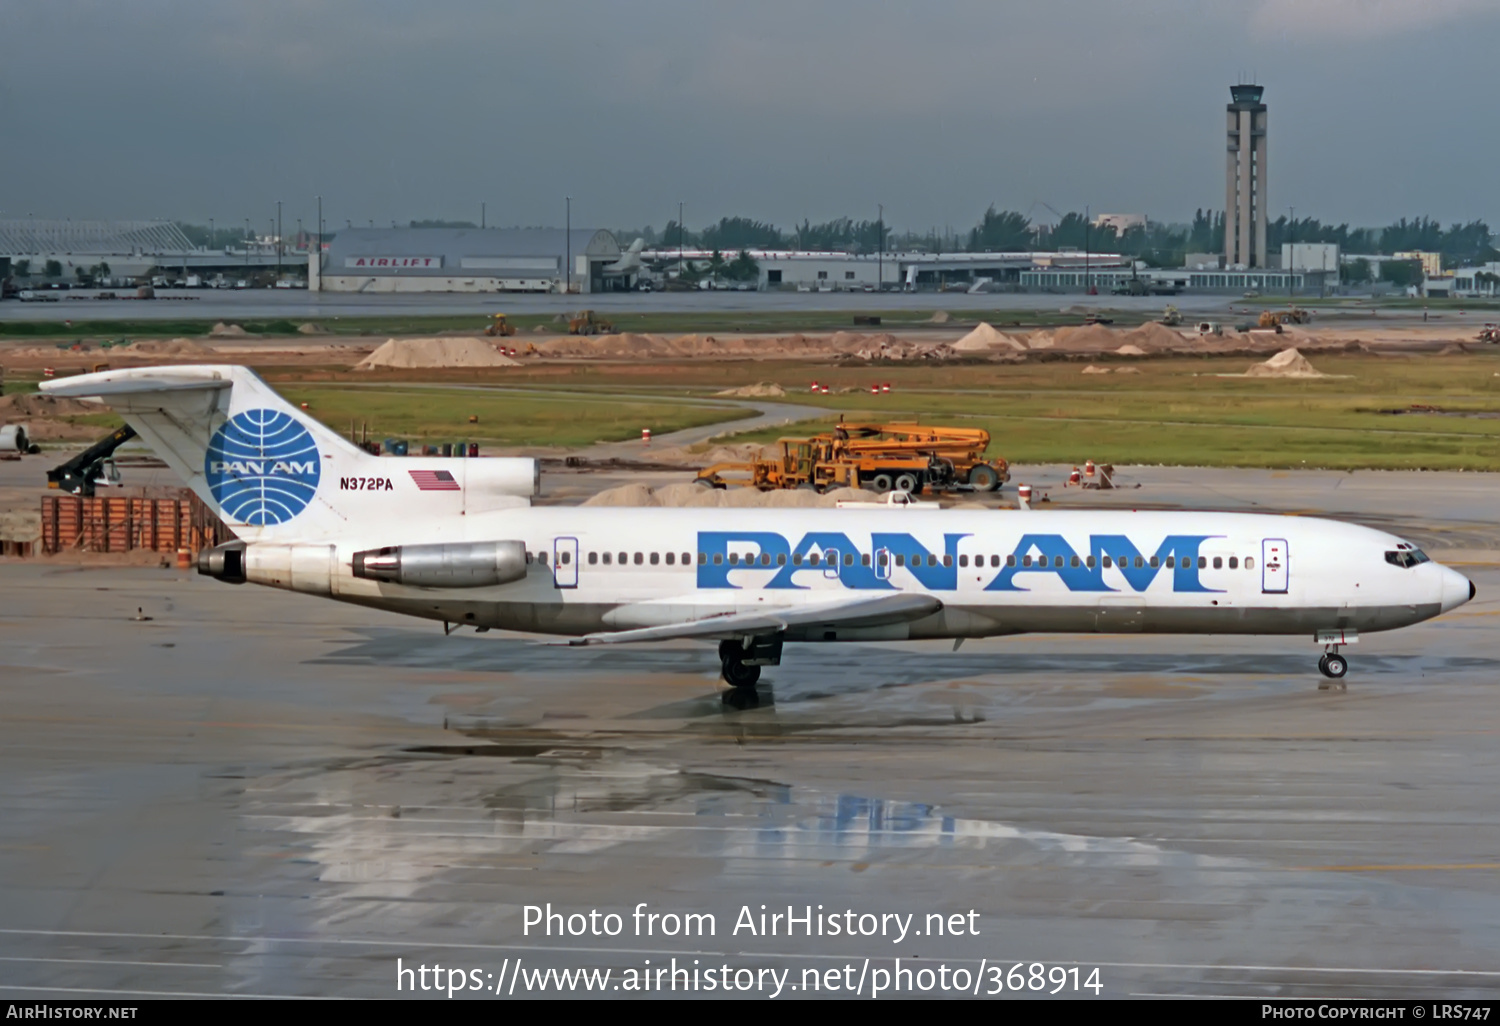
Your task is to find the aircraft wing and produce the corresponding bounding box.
[569,593,941,645]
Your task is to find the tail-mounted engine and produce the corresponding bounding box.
[352,541,527,588]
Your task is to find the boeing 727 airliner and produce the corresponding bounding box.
[42,365,1474,687]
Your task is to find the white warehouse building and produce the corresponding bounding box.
[314,228,627,293]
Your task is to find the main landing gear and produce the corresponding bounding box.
[719,636,783,689]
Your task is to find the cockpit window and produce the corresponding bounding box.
[1385,549,1430,568]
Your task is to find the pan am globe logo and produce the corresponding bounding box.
[204,409,321,525]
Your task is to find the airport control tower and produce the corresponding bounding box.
[1224,83,1267,269]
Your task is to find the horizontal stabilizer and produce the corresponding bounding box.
[569,592,941,645]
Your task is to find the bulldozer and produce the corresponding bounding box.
[568,310,615,335]
[483,314,516,337]
[1258,307,1313,329]
[695,420,1009,494]
[1161,304,1182,327]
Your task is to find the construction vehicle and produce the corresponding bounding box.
[1258,307,1313,329]
[695,421,1010,494]
[568,310,615,335]
[483,314,516,337]
[1478,324,1500,344]
[1161,305,1182,326]
[46,424,136,496]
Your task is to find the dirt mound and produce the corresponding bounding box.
[715,382,786,398]
[582,483,658,507]
[1081,365,1112,374]
[121,338,216,357]
[927,310,952,324]
[953,322,1027,352]
[1245,347,1326,378]
[1118,321,1187,351]
[208,322,250,337]
[1051,324,1123,350]
[0,393,100,417]
[297,323,327,335]
[1024,331,1055,349]
[1115,344,1147,356]
[356,337,519,369]
[1115,366,1141,374]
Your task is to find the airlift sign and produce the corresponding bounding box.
[204,409,322,526]
[696,530,1224,593]
[344,256,443,269]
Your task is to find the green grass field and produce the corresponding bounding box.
[702,353,1500,471]
[277,386,740,449]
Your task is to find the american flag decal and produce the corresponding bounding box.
[408,469,460,492]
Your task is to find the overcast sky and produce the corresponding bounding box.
[2,0,1497,235]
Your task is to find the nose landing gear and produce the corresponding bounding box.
[1315,630,1356,690]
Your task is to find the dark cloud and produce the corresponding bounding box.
[1,1,1495,232]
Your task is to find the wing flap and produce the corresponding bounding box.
[569,593,941,646]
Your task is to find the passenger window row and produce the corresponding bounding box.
[525,549,1257,571]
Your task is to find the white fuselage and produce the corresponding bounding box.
[247,505,1470,641]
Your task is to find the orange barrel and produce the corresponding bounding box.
[1068,467,1081,485]
[175,547,191,569]
[1018,484,1033,504]
[1084,460,1096,477]
[641,428,651,444]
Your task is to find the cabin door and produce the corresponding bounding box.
[552,537,579,589]
[1261,538,1288,593]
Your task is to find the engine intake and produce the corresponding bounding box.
[352,541,527,588]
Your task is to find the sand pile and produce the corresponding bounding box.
[1115,366,1140,374]
[1115,344,1146,356]
[297,323,327,334]
[1024,331,1055,349]
[121,338,215,356]
[0,393,99,417]
[1050,324,1123,350]
[1118,321,1187,351]
[715,382,786,398]
[357,337,519,369]
[582,483,659,507]
[209,322,250,337]
[1081,365,1111,374]
[927,311,951,324]
[1245,348,1326,378]
[952,322,1027,352]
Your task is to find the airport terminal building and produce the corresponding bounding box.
[314,228,624,293]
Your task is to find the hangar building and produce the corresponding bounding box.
[314,228,624,293]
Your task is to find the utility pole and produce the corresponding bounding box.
[679,201,684,278]
[208,218,214,252]
[316,195,323,292]
[565,196,571,295]
[481,201,486,230]
[244,218,250,271]
[878,203,884,291]
[276,200,282,279]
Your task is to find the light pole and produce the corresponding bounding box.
[244,218,250,271]
[565,196,571,295]
[276,200,282,279]
[877,203,884,291]
[208,218,214,253]
[1288,206,1295,300]
[678,201,684,280]
[317,195,323,293]
[1084,204,1091,295]
[481,201,486,230]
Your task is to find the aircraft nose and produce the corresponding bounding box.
[1440,567,1475,613]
